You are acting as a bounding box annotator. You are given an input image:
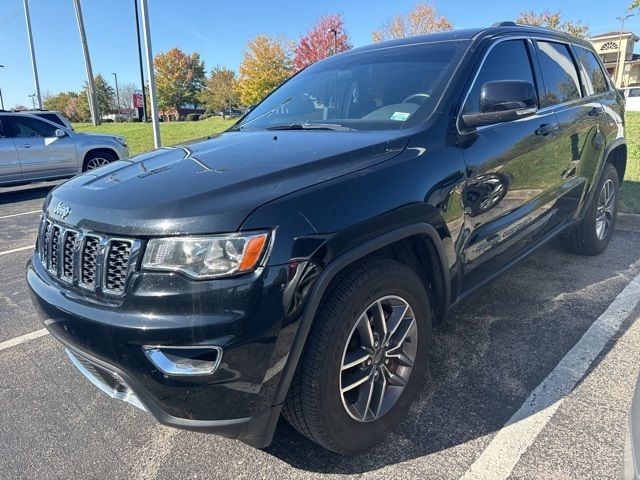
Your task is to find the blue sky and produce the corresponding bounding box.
[0,0,638,108]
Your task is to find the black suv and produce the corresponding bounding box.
[27,23,626,454]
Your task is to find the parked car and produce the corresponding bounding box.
[223,107,243,117]
[27,22,626,454]
[0,112,129,186]
[623,87,640,112]
[625,374,640,479]
[15,109,74,130]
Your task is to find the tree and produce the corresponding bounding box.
[236,34,293,106]
[372,2,452,43]
[154,48,206,113]
[117,82,139,110]
[516,10,589,38]
[43,90,86,122]
[79,74,115,118]
[10,104,28,111]
[199,66,240,117]
[293,14,351,71]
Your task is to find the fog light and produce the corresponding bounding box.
[143,345,222,376]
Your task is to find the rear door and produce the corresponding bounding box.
[458,38,564,291]
[0,115,22,184]
[532,40,607,221]
[6,115,77,179]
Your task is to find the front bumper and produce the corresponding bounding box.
[26,254,293,447]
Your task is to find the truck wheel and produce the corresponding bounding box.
[83,151,116,171]
[283,258,431,454]
[561,163,619,256]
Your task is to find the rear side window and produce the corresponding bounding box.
[35,113,64,127]
[628,88,640,98]
[464,40,536,114]
[575,47,609,95]
[536,41,581,107]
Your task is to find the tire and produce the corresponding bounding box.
[83,151,116,172]
[282,258,431,454]
[561,163,619,256]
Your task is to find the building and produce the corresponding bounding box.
[590,31,640,88]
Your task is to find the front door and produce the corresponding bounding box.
[458,38,565,292]
[6,116,77,180]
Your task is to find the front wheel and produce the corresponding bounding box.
[561,163,619,256]
[83,151,116,172]
[283,258,431,454]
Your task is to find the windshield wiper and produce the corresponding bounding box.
[266,122,353,131]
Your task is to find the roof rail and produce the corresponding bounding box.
[492,21,518,27]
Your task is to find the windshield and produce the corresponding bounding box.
[238,40,470,131]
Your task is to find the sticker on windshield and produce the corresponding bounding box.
[390,112,410,121]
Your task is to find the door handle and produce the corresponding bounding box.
[535,123,558,136]
[588,106,604,116]
[22,144,32,148]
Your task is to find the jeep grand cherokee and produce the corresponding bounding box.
[27,23,626,454]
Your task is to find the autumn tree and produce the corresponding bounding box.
[516,10,589,38]
[236,34,293,106]
[154,48,206,112]
[199,66,240,117]
[372,2,452,43]
[293,14,351,71]
[43,90,85,122]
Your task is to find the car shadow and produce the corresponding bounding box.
[262,232,640,474]
[0,182,59,206]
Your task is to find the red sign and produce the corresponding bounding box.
[133,92,143,108]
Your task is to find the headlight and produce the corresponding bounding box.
[142,232,269,279]
[115,136,128,147]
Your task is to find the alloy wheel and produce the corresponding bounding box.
[339,295,418,422]
[595,178,615,240]
[86,157,111,170]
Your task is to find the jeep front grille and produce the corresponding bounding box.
[39,217,139,297]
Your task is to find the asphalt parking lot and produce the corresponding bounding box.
[1,182,640,480]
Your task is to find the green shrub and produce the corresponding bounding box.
[127,117,141,123]
[186,113,201,121]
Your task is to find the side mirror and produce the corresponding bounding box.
[462,80,538,128]
[54,129,66,138]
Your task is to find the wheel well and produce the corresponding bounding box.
[351,234,447,325]
[606,143,627,183]
[83,148,118,168]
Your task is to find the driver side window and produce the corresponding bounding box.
[8,116,58,138]
[464,40,537,114]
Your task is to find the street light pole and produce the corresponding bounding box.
[328,28,338,55]
[28,93,36,110]
[139,0,160,148]
[0,65,5,110]
[615,14,634,88]
[23,0,42,109]
[73,0,100,125]
[112,72,120,116]
[134,0,147,121]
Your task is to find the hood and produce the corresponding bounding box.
[45,129,408,236]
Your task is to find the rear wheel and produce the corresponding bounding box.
[561,163,619,256]
[83,151,116,171]
[283,258,431,454]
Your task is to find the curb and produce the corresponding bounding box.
[617,212,640,232]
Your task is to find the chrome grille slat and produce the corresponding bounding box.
[39,218,137,297]
[80,235,100,290]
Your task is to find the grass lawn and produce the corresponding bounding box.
[621,112,640,214]
[73,116,236,156]
[74,114,639,213]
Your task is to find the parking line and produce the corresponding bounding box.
[0,210,40,220]
[461,271,640,480]
[0,328,49,352]
[0,245,34,256]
